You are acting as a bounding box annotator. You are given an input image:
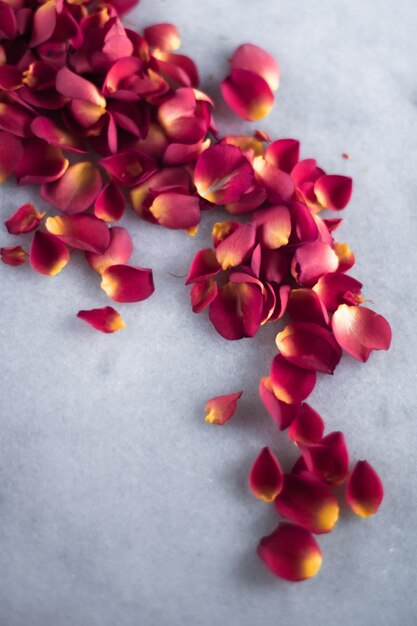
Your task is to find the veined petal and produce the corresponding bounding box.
[275,471,339,534]
[0,65,22,91]
[185,248,221,284]
[204,390,242,425]
[287,288,329,327]
[0,131,22,182]
[45,214,110,253]
[77,306,125,333]
[270,354,316,404]
[221,69,274,121]
[1,245,27,266]
[148,192,201,230]
[332,305,392,362]
[249,447,283,502]
[30,230,70,276]
[215,223,256,270]
[101,264,155,303]
[85,226,132,274]
[94,183,125,222]
[190,279,218,313]
[287,404,325,445]
[15,139,69,185]
[56,67,106,107]
[259,377,301,430]
[258,523,322,582]
[41,162,102,214]
[276,322,342,374]
[209,280,263,340]
[314,175,353,211]
[251,204,291,249]
[130,166,191,216]
[5,203,45,234]
[313,272,363,313]
[292,241,339,287]
[346,460,384,518]
[301,431,349,485]
[230,43,280,92]
[265,139,300,173]
[144,23,180,51]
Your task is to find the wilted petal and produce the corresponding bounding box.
[260,248,291,283]
[77,306,125,333]
[258,523,322,582]
[194,144,254,205]
[94,183,125,222]
[270,354,316,404]
[215,223,256,270]
[346,460,384,518]
[0,131,22,182]
[292,241,339,287]
[190,279,218,313]
[209,280,263,340]
[148,192,201,230]
[287,404,325,445]
[158,88,209,144]
[230,43,280,92]
[334,242,355,272]
[204,390,242,425]
[30,230,70,276]
[249,447,283,502]
[31,117,86,153]
[265,139,300,173]
[85,226,132,274]
[287,288,329,327]
[15,139,69,185]
[100,149,158,187]
[144,23,180,51]
[332,304,392,362]
[253,156,295,203]
[5,203,45,234]
[276,322,342,374]
[314,175,353,211]
[45,214,110,253]
[259,377,301,430]
[1,245,27,266]
[275,471,339,534]
[221,69,274,121]
[105,0,138,16]
[56,67,106,107]
[185,248,221,284]
[301,432,349,485]
[101,264,155,303]
[251,204,291,249]
[313,272,363,313]
[41,162,102,214]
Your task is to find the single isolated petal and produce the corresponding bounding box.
[0,131,23,182]
[144,23,181,51]
[215,223,256,270]
[30,231,70,277]
[15,140,69,185]
[292,241,339,287]
[287,404,325,445]
[185,248,221,284]
[332,305,392,362]
[301,431,349,486]
[41,162,102,214]
[190,279,218,313]
[270,354,316,404]
[259,377,301,430]
[77,306,125,334]
[45,215,110,253]
[276,322,342,374]
[251,205,291,249]
[94,183,125,222]
[230,43,280,91]
[258,523,322,582]
[148,192,201,230]
[275,471,339,534]
[5,203,45,235]
[194,144,254,205]
[221,69,274,121]
[1,245,27,266]
[313,272,363,313]
[265,139,300,173]
[209,280,263,340]
[345,460,384,518]
[204,390,243,425]
[249,447,283,502]
[85,226,132,274]
[314,175,353,211]
[101,264,155,303]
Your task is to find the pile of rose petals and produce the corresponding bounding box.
[1,0,391,582]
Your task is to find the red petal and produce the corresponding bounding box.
[29,0,56,47]
[275,471,339,534]
[101,264,155,303]
[215,223,256,270]
[190,279,218,313]
[265,139,300,173]
[314,175,353,211]
[185,248,221,285]
[41,162,102,214]
[230,43,280,92]
[77,306,125,333]
[287,288,329,327]
[258,523,322,581]
[292,242,339,287]
[221,69,274,121]
[144,23,180,51]
[94,183,125,222]
[0,131,22,182]
[334,242,355,272]
[45,215,110,253]
[276,322,342,374]
[313,272,363,313]
[100,149,158,187]
[0,65,22,91]
[1,245,27,266]
[31,117,86,153]
[251,204,291,249]
[259,377,301,430]
[148,192,201,230]
[204,390,242,425]
[85,226,132,274]
[332,305,392,362]
[5,203,45,234]
[249,447,283,502]
[270,354,316,404]
[345,460,384,518]
[29,230,70,277]
[56,67,106,107]
[287,404,325,445]
[253,156,295,203]
[209,280,263,340]
[301,432,349,485]
[15,139,69,185]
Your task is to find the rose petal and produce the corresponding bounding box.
[253,156,295,203]
[209,280,263,340]
[190,279,218,313]
[29,230,70,276]
[41,162,102,214]
[0,131,22,182]
[5,203,45,234]
[31,117,86,153]
[287,404,325,445]
[249,447,283,502]
[265,139,300,173]
[100,149,158,187]
[204,390,242,425]
[144,23,181,51]
[158,88,209,144]
[45,214,110,253]
[314,174,353,211]
[221,69,274,121]
[163,138,211,166]
[56,67,106,107]
[276,322,342,374]
[85,226,132,274]
[313,272,363,313]
[334,242,355,272]
[148,192,201,230]
[29,0,56,48]
[230,43,280,92]
[251,204,291,249]
[288,201,319,245]
[292,241,339,287]
[300,432,349,485]
[345,460,384,518]
[291,159,325,187]
[215,223,256,270]
[287,288,329,327]
[258,523,322,582]
[1,245,27,266]
[94,183,126,222]
[259,377,301,430]
[270,354,316,404]
[185,248,221,285]
[211,220,240,248]
[15,139,69,185]
[77,306,125,333]
[101,264,155,303]
[332,304,392,362]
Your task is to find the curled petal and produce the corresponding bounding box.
[185,248,221,284]
[31,117,86,153]
[5,203,45,234]
[301,432,349,485]
[105,0,138,16]
[291,159,325,187]
[209,280,263,340]
[101,264,155,303]
[77,306,125,333]
[287,288,329,327]
[249,447,283,502]
[258,523,322,582]
[45,215,110,253]
[276,322,342,374]
[158,88,209,144]
[85,226,132,274]
[251,204,291,249]
[265,139,300,173]
[100,150,158,187]
[314,175,353,211]
[346,460,384,518]
[287,404,325,445]
[292,242,339,287]
[204,390,242,425]
[30,230,70,277]
[275,471,339,534]
[0,131,22,182]
[253,156,295,203]
[215,223,256,270]
[190,279,218,313]
[221,69,274,121]
[270,354,316,404]
[56,67,106,108]
[259,377,301,430]
[1,245,27,266]
[313,272,363,313]
[148,192,201,230]
[334,242,355,272]
[230,43,280,92]
[15,139,69,185]
[94,183,125,222]
[332,304,392,362]
[41,162,102,214]
[144,23,180,51]
[194,144,254,204]
[154,50,199,88]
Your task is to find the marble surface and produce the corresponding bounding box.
[1,0,416,624]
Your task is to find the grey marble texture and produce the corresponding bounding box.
[1,0,416,624]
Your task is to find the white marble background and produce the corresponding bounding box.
[1,0,416,624]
